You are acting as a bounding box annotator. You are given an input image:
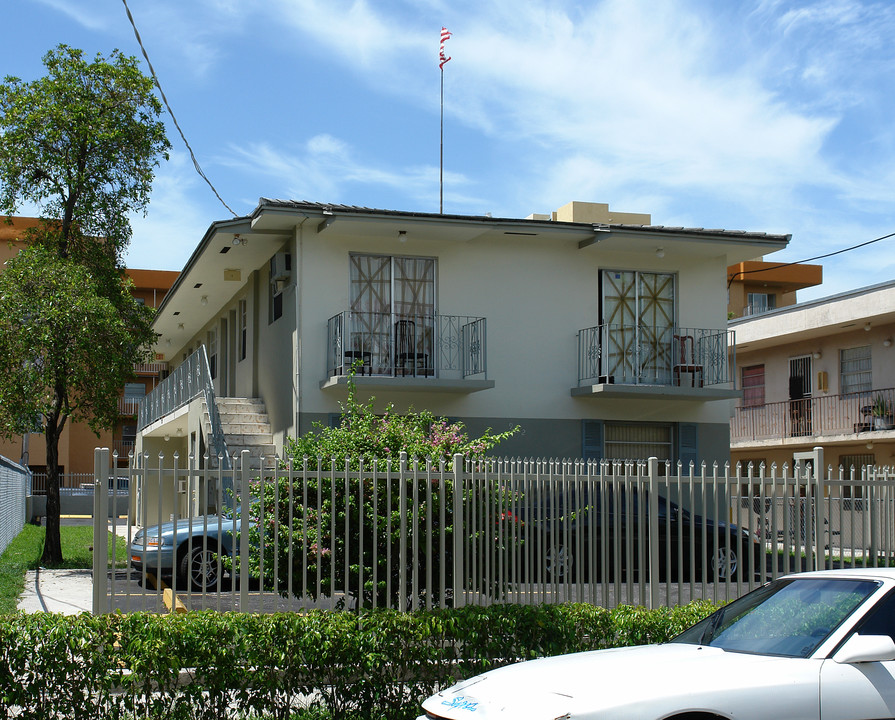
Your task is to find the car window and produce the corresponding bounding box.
[853,588,895,642]
[673,577,880,658]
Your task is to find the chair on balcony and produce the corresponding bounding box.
[673,334,703,387]
[395,319,430,377]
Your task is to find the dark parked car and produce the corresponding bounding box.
[521,488,764,582]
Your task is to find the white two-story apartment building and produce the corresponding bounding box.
[136,200,789,508]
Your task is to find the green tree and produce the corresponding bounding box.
[0,45,169,563]
[234,373,518,608]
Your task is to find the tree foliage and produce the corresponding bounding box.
[0,44,169,563]
[0,44,170,256]
[0,244,155,436]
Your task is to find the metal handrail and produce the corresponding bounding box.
[137,347,231,468]
[327,311,487,380]
[731,386,895,443]
[577,324,733,386]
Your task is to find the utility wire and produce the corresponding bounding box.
[120,0,238,218]
[727,230,895,288]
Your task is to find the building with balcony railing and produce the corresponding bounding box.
[136,196,789,520]
[730,279,895,471]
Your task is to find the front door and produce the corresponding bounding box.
[601,270,675,384]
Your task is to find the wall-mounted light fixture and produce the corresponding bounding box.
[200,296,208,306]
[885,338,892,348]
[864,322,872,332]
[398,230,407,242]
[812,351,822,360]
[867,441,874,450]
[655,247,665,259]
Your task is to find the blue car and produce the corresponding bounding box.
[130,515,240,591]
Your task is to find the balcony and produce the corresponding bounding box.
[731,387,895,446]
[118,396,143,416]
[322,311,494,393]
[134,361,168,376]
[572,325,739,401]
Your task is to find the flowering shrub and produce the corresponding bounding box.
[240,370,518,608]
[284,369,517,468]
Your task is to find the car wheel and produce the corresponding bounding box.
[710,545,738,579]
[545,542,573,581]
[179,541,220,591]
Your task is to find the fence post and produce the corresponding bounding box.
[812,447,825,571]
[239,450,250,611]
[92,448,110,615]
[452,453,465,608]
[648,456,660,609]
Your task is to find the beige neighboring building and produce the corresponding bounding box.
[727,259,823,319]
[0,216,178,478]
[133,199,791,522]
[730,279,895,472]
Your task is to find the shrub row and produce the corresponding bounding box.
[0,601,716,720]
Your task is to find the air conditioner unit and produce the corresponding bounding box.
[270,250,291,283]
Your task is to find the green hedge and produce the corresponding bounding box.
[0,602,716,719]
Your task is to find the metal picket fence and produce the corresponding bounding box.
[92,447,895,615]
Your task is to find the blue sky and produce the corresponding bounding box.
[4,0,895,301]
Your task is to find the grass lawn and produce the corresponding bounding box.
[0,522,128,614]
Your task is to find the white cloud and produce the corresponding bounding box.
[33,0,109,31]
[218,132,472,210]
[125,151,213,271]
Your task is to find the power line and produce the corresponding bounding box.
[120,0,238,218]
[727,230,895,288]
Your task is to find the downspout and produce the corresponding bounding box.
[293,217,308,441]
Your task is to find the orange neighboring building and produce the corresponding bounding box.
[727,259,823,319]
[0,216,178,480]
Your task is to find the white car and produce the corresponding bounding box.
[420,568,895,720]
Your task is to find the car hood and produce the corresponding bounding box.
[423,643,803,719]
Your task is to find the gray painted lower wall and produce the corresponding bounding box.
[296,413,731,464]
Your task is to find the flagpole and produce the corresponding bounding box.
[439,27,451,215]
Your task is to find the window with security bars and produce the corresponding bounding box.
[840,346,871,395]
[742,365,765,406]
[838,454,873,499]
[604,422,673,463]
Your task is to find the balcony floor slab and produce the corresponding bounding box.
[320,375,495,393]
[572,383,740,401]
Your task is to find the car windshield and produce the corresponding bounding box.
[672,577,879,658]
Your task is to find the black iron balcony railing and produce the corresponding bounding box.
[731,387,895,443]
[577,324,733,387]
[327,311,487,381]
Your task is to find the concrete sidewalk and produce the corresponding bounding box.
[18,567,94,614]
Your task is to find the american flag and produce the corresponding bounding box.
[439,27,452,69]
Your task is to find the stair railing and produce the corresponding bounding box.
[137,346,231,469]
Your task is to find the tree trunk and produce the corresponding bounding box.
[41,416,64,566]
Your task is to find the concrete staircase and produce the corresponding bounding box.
[202,397,278,470]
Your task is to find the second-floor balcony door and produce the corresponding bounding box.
[350,254,436,375]
[601,270,675,384]
[789,355,813,437]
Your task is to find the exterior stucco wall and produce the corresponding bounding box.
[293,224,733,433]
